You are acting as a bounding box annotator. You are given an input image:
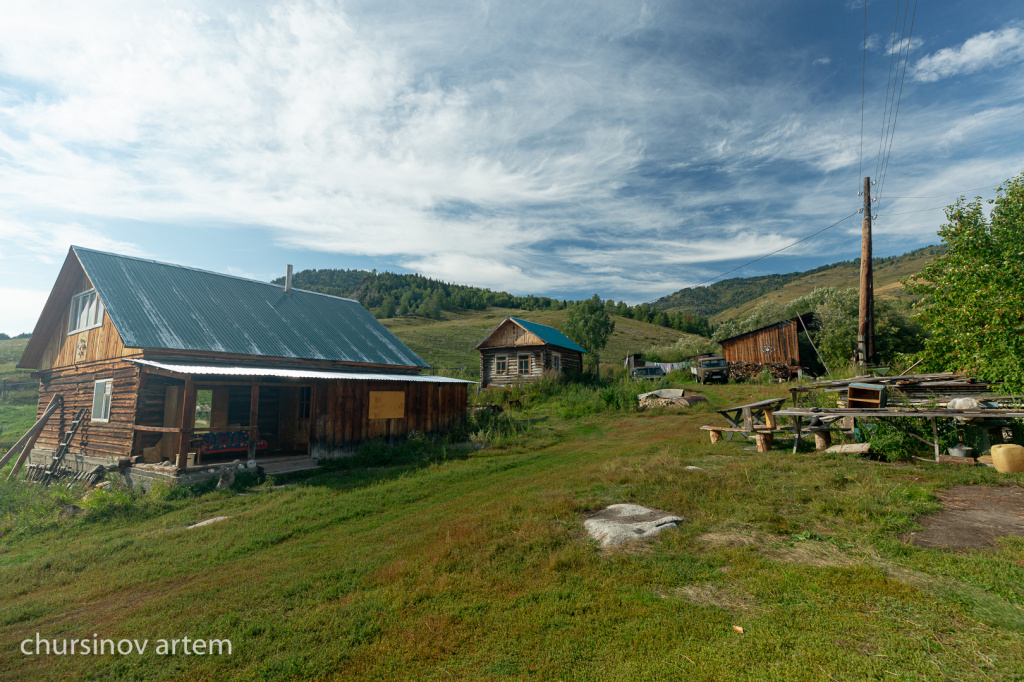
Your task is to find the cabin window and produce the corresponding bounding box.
[552,353,561,371]
[518,354,531,374]
[299,386,312,419]
[91,379,112,422]
[68,289,104,334]
[495,356,507,374]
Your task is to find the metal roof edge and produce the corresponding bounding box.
[130,359,477,383]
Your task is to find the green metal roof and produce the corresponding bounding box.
[509,317,586,353]
[74,247,428,368]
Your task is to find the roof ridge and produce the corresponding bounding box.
[72,245,358,303]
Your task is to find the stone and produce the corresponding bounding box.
[685,466,709,473]
[216,467,235,490]
[247,460,257,469]
[59,504,82,518]
[584,504,684,547]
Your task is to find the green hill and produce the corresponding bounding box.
[654,245,944,322]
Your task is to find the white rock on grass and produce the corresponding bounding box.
[584,504,684,547]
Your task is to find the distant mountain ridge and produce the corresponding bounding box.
[653,245,945,319]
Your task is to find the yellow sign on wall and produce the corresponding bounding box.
[369,391,405,420]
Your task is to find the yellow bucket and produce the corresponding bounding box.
[990,444,1024,474]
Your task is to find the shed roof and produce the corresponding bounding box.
[72,247,428,368]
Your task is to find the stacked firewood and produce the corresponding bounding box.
[727,362,797,382]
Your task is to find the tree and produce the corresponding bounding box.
[905,173,1024,391]
[563,294,616,380]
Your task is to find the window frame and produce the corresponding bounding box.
[517,354,531,374]
[495,355,507,374]
[68,289,104,335]
[91,378,113,423]
[552,353,561,372]
[298,386,312,420]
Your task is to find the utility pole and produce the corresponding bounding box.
[857,176,874,366]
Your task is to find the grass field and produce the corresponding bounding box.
[0,340,38,452]
[1,380,1023,680]
[383,308,693,376]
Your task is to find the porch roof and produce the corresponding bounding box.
[131,359,475,383]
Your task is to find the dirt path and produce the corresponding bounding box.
[904,484,1024,549]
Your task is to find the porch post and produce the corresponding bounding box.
[176,379,195,470]
[248,382,260,463]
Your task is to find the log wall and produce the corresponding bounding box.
[479,346,582,387]
[35,359,140,460]
[310,379,467,457]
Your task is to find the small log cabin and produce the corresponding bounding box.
[476,317,585,388]
[719,313,816,368]
[18,247,470,479]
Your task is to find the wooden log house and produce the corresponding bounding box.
[476,317,585,388]
[17,247,470,477]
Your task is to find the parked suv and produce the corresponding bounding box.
[631,366,666,381]
[691,356,729,384]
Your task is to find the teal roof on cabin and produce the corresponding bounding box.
[73,247,429,368]
[508,317,587,354]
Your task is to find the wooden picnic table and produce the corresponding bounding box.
[700,397,789,451]
[717,397,789,434]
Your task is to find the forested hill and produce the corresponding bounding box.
[272,269,713,336]
[653,245,945,318]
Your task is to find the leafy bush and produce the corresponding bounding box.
[905,173,1024,391]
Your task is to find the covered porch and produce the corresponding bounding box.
[131,362,316,472]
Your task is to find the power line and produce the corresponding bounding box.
[873,0,904,181]
[876,0,918,205]
[685,211,860,289]
[876,206,945,217]
[884,184,1000,199]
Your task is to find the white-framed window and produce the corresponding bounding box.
[69,289,104,334]
[518,354,531,374]
[495,355,507,374]
[552,353,561,371]
[92,379,113,422]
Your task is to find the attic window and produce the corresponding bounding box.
[68,289,104,334]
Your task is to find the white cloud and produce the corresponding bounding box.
[813,57,831,66]
[0,287,50,336]
[914,25,1024,82]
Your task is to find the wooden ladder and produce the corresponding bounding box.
[36,408,86,487]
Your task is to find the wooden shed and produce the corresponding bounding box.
[719,314,815,367]
[17,247,470,478]
[476,317,585,388]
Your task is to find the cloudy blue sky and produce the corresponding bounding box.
[2,0,1023,334]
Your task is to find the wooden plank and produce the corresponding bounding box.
[0,394,61,470]
[248,383,260,460]
[176,379,195,469]
[824,443,871,455]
